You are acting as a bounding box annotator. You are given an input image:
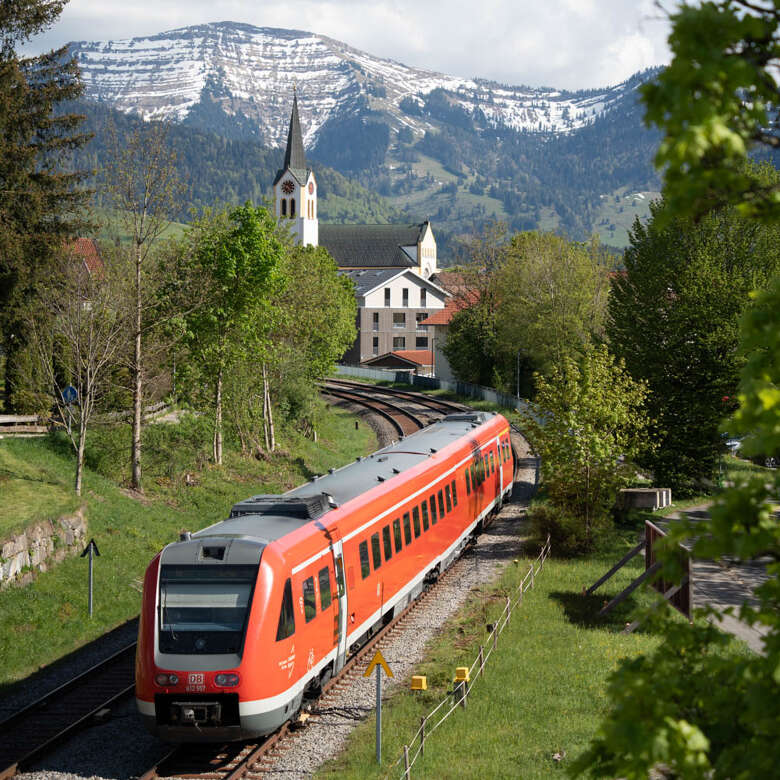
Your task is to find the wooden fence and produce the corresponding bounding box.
[386,535,552,779]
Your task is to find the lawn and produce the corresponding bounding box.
[0,406,376,688]
[318,523,750,779]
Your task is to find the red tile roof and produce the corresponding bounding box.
[392,350,433,366]
[418,291,478,327]
[66,238,104,275]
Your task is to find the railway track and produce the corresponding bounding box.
[0,643,137,779]
[319,385,427,437]
[322,378,468,416]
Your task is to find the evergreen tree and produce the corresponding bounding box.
[0,0,91,411]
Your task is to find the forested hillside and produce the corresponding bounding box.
[70,101,403,227]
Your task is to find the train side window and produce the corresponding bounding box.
[490,451,495,474]
[383,525,393,561]
[412,506,421,536]
[429,494,438,524]
[371,533,382,569]
[483,455,489,480]
[318,567,332,610]
[393,518,403,552]
[471,463,478,487]
[465,467,471,495]
[303,576,316,623]
[499,442,504,463]
[451,480,458,507]
[445,484,452,513]
[437,489,445,517]
[421,501,429,531]
[403,513,412,544]
[359,541,370,579]
[276,578,295,641]
[335,557,345,597]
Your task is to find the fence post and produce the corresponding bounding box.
[479,645,485,678]
[404,744,410,779]
[530,564,535,589]
[506,595,511,624]
[461,680,468,709]
[420,716,426,757]
[493,625,498,652]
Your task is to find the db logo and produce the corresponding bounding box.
[188,673,204,685]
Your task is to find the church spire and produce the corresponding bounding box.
[283,90,306,172]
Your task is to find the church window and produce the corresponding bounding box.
[290,198,296,218]
[420,289,427,307]
[281,199,287,217]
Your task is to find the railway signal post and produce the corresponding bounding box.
[80,538,100,616]
[364,649,394,764]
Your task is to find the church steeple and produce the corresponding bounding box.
[283,90,306,173]
[273,89,318,247]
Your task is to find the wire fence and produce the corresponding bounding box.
[385,534,552,779]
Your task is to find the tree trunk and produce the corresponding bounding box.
[263,362,275,452]
[75,417,86,497]
[131,244,143,491]
[214,365,223,465]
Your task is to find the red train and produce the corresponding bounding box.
[135,411,514,741]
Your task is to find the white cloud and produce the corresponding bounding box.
[24,0,672,90]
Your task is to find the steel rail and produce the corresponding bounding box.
[320,387,426,436]
[323,379,467,414]
[0,643,137,779]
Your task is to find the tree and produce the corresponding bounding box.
[496,232,610,381]
[520,345,650,552]
[609,185,780,495]
[180,203,285,464]
[0,0,91,411]
[26,247,130,495]
[575,2,780,776]
[104,121,183,490]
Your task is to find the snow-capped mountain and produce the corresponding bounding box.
[69,21,636,147]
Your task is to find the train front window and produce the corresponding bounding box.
[158,564,257,655]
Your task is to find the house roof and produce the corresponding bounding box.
[66,238,104,275]
[319,223,428,269]
[273,92,310,186]
[363,350,433,368]
[340,267,451,299]
[418,290,478,327]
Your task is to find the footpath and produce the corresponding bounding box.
[667,506,771,654]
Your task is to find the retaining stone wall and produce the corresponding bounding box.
[0,509,87,587]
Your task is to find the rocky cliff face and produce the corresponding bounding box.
[69,20,637,146]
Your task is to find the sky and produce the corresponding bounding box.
[24,0,673,91]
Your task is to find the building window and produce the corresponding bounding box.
[372,336,379,355]
[393,312,406,328]
[415,312,427,329]
[402,288,409,307]
[416,336,428,348]
[281,199,287,217]
[290,198,296,218]
[372,312,379,331]
[393,336,406,349]
[420,288,427,307]
[384,288,391,306]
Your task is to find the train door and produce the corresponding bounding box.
[331,540,348,672]
[498,437,504,497]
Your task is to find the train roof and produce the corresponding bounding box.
[193,412,503,546]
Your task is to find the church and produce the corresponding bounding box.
[272,93,451,375]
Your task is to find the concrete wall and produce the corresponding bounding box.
[1,510,87,587]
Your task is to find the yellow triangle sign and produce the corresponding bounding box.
[363,649,394,678]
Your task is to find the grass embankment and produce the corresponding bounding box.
[0,408,376,689]
[319,525,750,779]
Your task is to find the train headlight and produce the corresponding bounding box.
[215,673,240,687]
[155,673,179,686]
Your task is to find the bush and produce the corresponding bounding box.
[528,501,608,557]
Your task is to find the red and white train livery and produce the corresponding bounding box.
[135,411,514,741]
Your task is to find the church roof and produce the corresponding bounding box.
[273,93,310,186]
[319,223,427,268]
